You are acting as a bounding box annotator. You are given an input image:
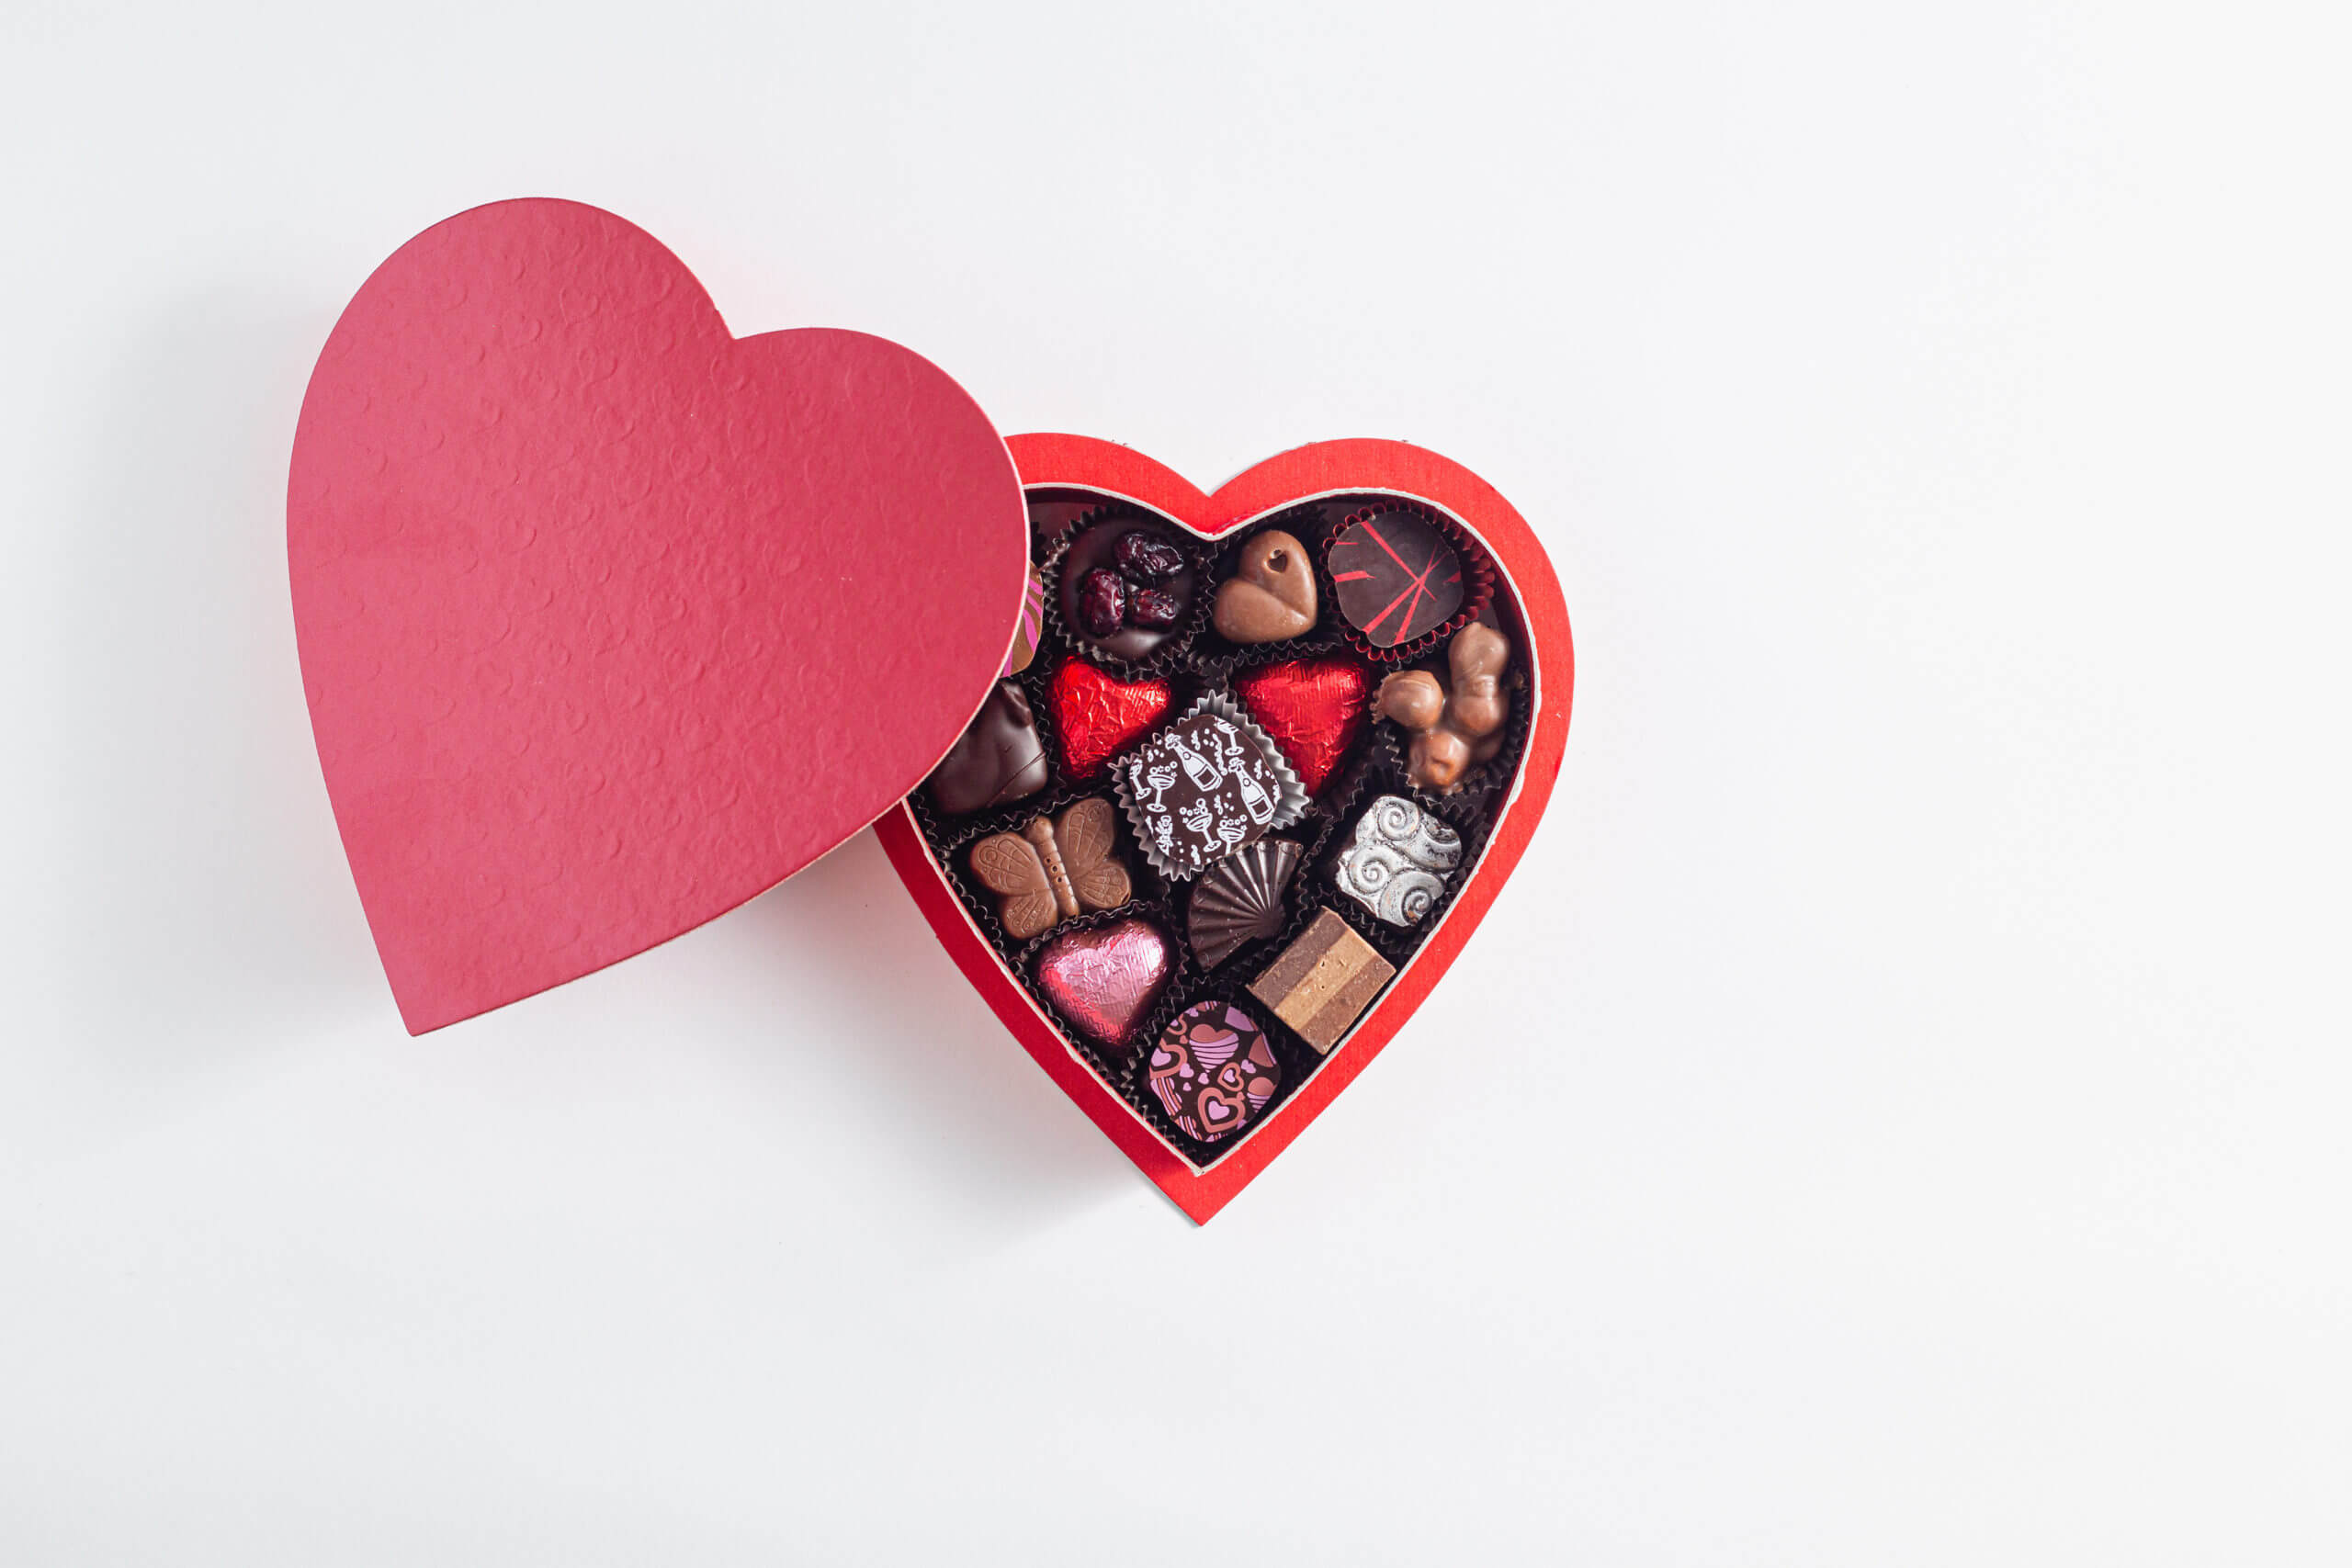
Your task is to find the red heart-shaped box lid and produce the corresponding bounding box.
[288,199,1028,1032]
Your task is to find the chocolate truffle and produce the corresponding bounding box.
[927,680,1048,816]
[1328,509,1464,649]
[1057,519,1197,662]
[969,798,1133,941]
[1212,528,1317,643]
[1114,703,1301,880]
[1248,909,1396,1055]
[1334,795,1462,927]
[1188,839,1300,969]
[1035,918,1173,1053]
[1148,1000,1282,1143]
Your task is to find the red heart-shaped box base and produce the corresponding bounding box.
[877,435,1574,1222]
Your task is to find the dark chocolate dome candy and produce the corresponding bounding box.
[927,680,1048,815]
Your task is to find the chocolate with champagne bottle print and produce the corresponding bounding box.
[1114,694,1309,881]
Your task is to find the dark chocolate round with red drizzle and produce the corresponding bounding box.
[1148,999,1281,1144]
[1327,509,1464,649]
[1057,519,1197,662]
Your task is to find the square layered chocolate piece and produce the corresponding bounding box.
[1248,908,1396,1055]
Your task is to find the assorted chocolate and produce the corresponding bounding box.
[1232,655,1372,795]
[928,680,1047,816]
[1035,917,1173,1054]
[1188,840,1301,969]
[1149,1001,1282,1143]
[1373,624,1510,794]
[969,798,1131,940]
[1114,696,1304,880]
[1046,656,1170,779]
[1057,519,1197,663]
[1212,528,1317,643]
[1335,795,1463,928]
[1328,506,1464,649]
[1250,909,1396,1056]
[915,492,1529,1167]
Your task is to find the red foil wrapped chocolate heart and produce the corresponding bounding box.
[1046,658,1172,778]
[1035,918,1173,1052]
[1232,656,1373,794]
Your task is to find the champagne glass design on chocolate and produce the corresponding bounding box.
[1117,705,1300,878]
[918,498,1521,1164]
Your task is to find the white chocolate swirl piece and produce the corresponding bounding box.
[1334,795,1463,928]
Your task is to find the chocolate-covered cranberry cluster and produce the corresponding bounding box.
[1077,530,1187,638]
[1051,519,1200,665]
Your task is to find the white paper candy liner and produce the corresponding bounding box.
[1112,690,1312,883]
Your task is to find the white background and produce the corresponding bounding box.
[4,2,2347,1562]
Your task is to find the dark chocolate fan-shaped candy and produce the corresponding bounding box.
[1187,839,1301,968]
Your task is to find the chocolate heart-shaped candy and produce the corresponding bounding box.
[1046,658,1172,778]
[1035,918,1173,1053]
[1232,655,1373,794]
[1213,529,1317,643]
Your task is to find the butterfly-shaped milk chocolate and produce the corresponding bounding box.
[968,797,1134,941]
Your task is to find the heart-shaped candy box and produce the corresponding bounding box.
[879,437,1571,1221]
[290,202,1572,1221]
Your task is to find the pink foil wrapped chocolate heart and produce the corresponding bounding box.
[1034,918,1173,1052]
